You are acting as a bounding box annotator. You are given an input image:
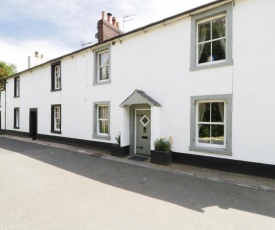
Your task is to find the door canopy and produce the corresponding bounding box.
[120,89,161,107]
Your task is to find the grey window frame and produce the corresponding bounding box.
[93,46,111,85]
[92,101,111,140]
[189,94,232,156]
[190,3,233,71]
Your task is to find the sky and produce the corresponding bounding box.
[0,0,215,72]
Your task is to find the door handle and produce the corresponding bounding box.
[136,146,143,149]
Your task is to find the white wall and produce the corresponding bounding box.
[4,0,275,165]
[231,0,275,164]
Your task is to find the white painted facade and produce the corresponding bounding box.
[1,0,275,165]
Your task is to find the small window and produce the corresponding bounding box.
[51,105,61,133]
[97,105,109,135]
[14,77,20,97]
[197,15,226,65]
[190,3,233,71]
[196,101,225,148]
[51,61,61,91]
[98,51,109,81]
[14,108,20,129]
[93,102,111,140]
[0,92,1,107]
[93,47,111,85]
[190,94,232,155]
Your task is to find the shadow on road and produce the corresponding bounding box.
[1,136,274,217]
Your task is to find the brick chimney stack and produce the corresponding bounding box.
[97,11,123,42]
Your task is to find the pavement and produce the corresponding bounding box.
[2,134,275,192]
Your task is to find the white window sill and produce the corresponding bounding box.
[189,145,232,156]
[93,79,111,86]
[92,134,111,140]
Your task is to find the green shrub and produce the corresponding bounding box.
[154,137,173,151]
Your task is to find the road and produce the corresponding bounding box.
[0,136,275,229]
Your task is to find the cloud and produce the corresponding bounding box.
[0,37,72,71]
[0,0,215,72]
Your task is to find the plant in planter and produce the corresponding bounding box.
[151,136,173,166]
[111,133,129,157]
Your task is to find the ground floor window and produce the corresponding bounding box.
[14,108,20,129]
[51,105,61,133]
[190,94,232,155]
[92,101,110,140]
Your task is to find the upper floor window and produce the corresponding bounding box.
[197,15,226,65]
[190,3,233,71]
[14,77,20,97]
[98,50,109,81]
[93,46,111,85]
[51,61,61,91]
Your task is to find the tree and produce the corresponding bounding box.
[0,60,17,89]
[0,61,17,78]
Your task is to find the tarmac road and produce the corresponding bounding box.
[0,136,275,229]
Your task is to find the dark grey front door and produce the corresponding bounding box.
[29,110,37,140]
[135,109,151,155]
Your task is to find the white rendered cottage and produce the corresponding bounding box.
[1,0,275,174]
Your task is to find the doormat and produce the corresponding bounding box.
[128,156,148,162]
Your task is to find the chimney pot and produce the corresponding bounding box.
[116,22,120,29]
[35,51,39,58]
[102,11,107,21]
[41,54,44,59]
[107,13,112,23]
[112,17,116,26]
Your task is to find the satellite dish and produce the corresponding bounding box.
[95,33,98,39]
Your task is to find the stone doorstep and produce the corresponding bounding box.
[2,134,275,192]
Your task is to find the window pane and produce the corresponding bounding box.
[99,106,108,119]
[212,17,225,39]
[99,52,109,66]
[211,102,224,122]
[212,39,226,61]
[211,125,224,145]
[99,66,109,80]
[198,103,210,122]
[99,120,108,134]
[199,124,210,144]
[198,22,210,42]
[198,42,211,64]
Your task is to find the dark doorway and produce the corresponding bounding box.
[29,109,37,140]
[0,111,1,131]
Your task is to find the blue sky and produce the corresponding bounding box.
[0,0,214,71]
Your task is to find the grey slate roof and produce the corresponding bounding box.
[120,89,161,107]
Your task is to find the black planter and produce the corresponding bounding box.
[111,145,129,157]
[151,150,172,166]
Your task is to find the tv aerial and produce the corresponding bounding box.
[123,14,136,32]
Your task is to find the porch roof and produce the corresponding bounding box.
[120,89,161,107]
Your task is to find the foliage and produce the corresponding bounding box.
[115,133,121,146]
[154,136,173,151]
[0,60,17,79]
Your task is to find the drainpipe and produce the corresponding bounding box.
[4,79,6,132]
